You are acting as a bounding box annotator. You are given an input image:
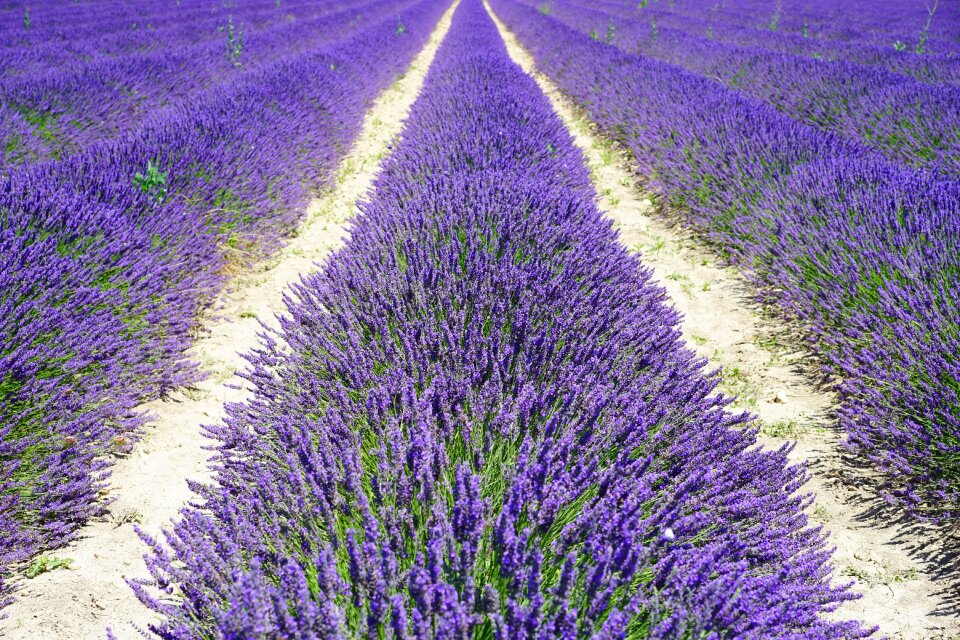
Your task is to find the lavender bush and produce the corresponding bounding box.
[490,0,960,518]
[133,1,870,636]
[0,0,445,612]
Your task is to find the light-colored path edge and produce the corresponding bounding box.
[484,3,959,639]
[0,4,458,638]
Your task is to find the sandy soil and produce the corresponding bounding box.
[0,5,457,638]
[485,3,960,638]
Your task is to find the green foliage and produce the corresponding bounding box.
[221,16,243,66]
[893,40,907,51]
[22,6,30,29]
[913,0,940,54]
[134,159,168,204]
[922,0,939,53]
[767,0,783,31]
[605,17,616,45]
[396,19,406,35]
[19,108,61,154]
[4,133,25,162]
[537,2,552,15]
[25,556,73,579]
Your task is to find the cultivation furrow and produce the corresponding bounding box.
[486,5,960,636]
[123,1,871,636]
[0,0,447,621]
[530,0,960,180]
[0,5,458,637]
[491,0,960,524]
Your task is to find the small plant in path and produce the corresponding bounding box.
[25,557,73,579]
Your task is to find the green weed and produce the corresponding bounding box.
[761,419,802,438]
[134,160,168,204]
[915,0,939,54]
[25,556,73,578]
[221,16,243,66]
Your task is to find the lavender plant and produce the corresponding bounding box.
[132,1,869,636]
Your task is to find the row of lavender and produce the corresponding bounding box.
[623,0,960,82]
[647,0,960,50]
[130,1,869,636]
[535,0,960,180]
[0,0,445,613]
[633,0,960,85]
[703,0,960,52]
[492,0,960,517]
[0,0,358,73]
[0,0,405,165]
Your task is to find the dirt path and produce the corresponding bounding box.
[0,5,457,638]
[485,3,959,638]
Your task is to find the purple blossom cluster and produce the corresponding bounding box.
[0,0,414,165]
[490,0,960,517]
[0,0,445,612]
[132,1,870,636]
[532,0,960,179]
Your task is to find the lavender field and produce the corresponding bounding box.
[0,0,957,637]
